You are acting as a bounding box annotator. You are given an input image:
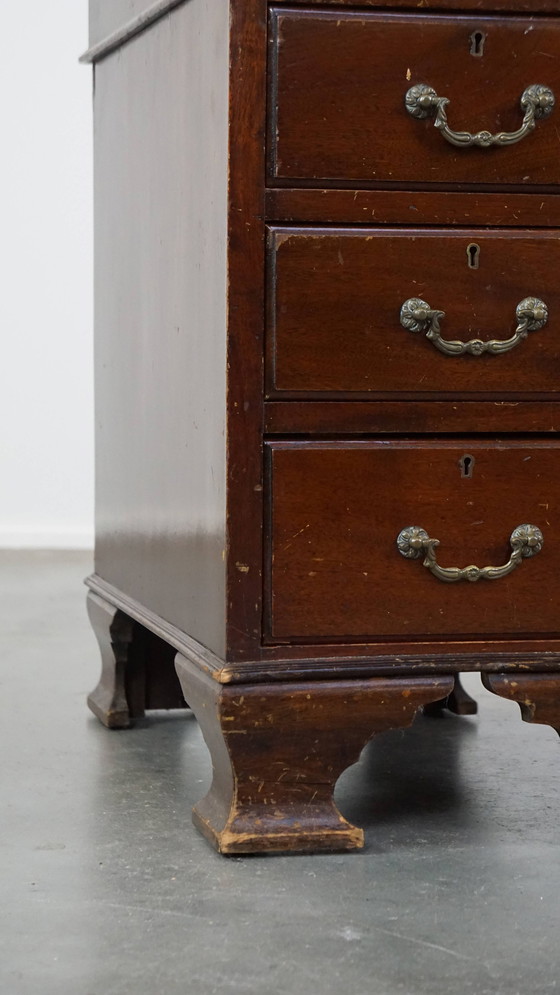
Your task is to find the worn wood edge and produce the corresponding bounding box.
[481,673,533,716]
[482,672,560,733]
[176,658,453,854]
[264,189,560,227]
[192,808,364,855]
[86,691,131,729]
[80,0,188,64]
[86,591,135,728]
[85,574,225,679]
[264,401,560,434]
[221,651,560,684]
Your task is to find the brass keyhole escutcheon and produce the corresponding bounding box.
[459,454,475,478]
[467,243,480,269]
[470,30,487,57]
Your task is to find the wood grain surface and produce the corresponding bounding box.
[225,0,268,661]
[267,227,560,396]
[92,2,229,658]
[176,654,454,853]
[264,401,560,435]
[269,9,560,188]
[267,439,560,641]
[265,189,560,228]
[87,0,560,855]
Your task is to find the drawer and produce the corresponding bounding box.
[267,227,560,397]
[267,440,559,642]
[269,9,560,188]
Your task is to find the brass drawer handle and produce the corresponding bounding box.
[397,524,543,583]
[405,83,554,148]
[400,296,548,357]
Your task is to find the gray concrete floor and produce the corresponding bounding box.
[1,551,559,995]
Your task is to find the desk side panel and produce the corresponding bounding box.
[93,0,229,657]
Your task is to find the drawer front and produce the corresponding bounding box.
[267,227,560,397]
[269,9,560,188]
[267,440,559,642]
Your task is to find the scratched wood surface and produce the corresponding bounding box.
[267,227,560,397]
[88,0,560,853]
[269,9,560,188]
[175,655,455,853]
[264,401,560,435]
[265,189,560,228]
[267,440,560,641]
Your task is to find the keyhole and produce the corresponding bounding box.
[467,243,480,270]
[459,454,475,479]
[470,30,486,57]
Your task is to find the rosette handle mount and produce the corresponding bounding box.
[396,524,544,583]
[400,297,548,357]
[405,83,555,148]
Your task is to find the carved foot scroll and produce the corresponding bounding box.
[87,592,186,728]
[482,673,560,736]
[175,656,453,854]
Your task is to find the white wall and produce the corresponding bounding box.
[0,1,94,548]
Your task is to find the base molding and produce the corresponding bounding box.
[85,574,560,686]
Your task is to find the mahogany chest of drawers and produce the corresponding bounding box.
[84,0,560,853]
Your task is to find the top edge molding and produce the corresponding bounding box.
[82,0,559,64]
[81,0,189,64]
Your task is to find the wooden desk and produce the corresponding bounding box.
[83,0,560,853]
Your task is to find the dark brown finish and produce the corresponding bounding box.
[91,2,230,659]
[264,401,560,435]
[175,654,454,853]
[225,0,268,662]
[482,673,560,734]
[86,0,560,853]
[87,592,186,728]
[267,227,560,397]
[270,10,560,189]
[223,645,560,680]
[266,189,560,228]
[267,439,560,642]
